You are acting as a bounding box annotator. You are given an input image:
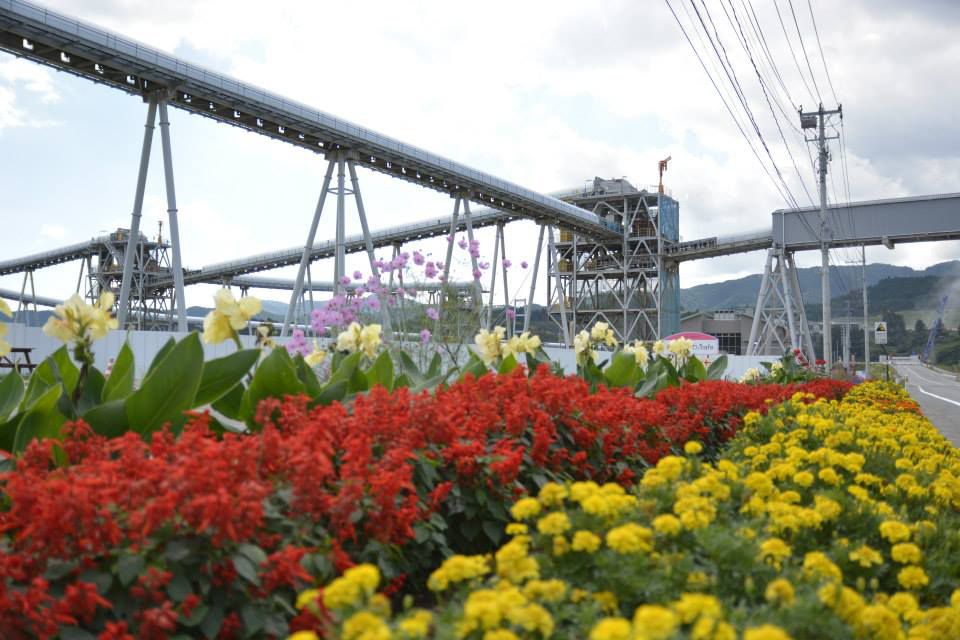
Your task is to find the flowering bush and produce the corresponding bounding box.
[311,382,960,639]
[0,368,847,638]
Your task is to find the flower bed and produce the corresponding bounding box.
[0,369,848,639]
[310,382,960,640]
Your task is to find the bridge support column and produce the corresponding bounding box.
[748,248,813,361]
[499,222,510,336]
[282,159,336,336]
[461,198,483,313]
[347,159,392,335]
[117,96,158,329]
[157,98,188,332]
[523,225,545,334]
[548,227,570,346]
[486,223,501,329]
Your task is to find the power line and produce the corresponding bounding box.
[772,0,817,104]
[787,0,822,102]
[721,0,816,206]
[689,0,801,208]
[663,0,797,206]
[806,0,840,105]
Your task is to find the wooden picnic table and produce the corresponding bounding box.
[0,347,36,374]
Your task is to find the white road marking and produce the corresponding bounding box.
[917,385,960,408]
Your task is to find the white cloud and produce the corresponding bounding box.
[39,223,67,240]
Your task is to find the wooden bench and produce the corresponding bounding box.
[0,347,37,374]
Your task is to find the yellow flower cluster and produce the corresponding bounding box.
[337,322,383,358]
[202,288,261,344]
[474,326,543,366]
[42,292,118,344]
[574,321,617,366]
[299,382,960,639]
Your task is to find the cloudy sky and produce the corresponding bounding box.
[1,0,959,310]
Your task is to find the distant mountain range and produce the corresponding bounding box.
[680,260,960,312]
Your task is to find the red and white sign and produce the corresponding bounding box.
[664,331,720,357]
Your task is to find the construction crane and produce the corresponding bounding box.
[921,295,949,363]
[658,156,671,194]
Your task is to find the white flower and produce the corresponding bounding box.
[624,340,650,369]
[652,340,665,356]
[590,321,617,348]
[740,367,761,383]
[336,322,362,353]
[474,326,506,365]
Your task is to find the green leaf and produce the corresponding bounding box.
[75,367,106,416]
[497,354,518,374]
[240,348,305,427]
[237,543,268,567]
[166,572,192,602]
[126,333,204,435]
[20,358,56,411]
[397,351,424,384]
[366,351,394,391]
[481,519,504,545]
[212,383,245,420]
[348,366,369,393]
[44,558,79,581]
[59,628,97,640]
[241,603,266,635]
[102,341,135,402]
[116,554,145,586]
[313,379,347,406]
[148,337,176,375]
[635,374,660,399]
[684,355,707,383]
[12,384,65,454]
[0,373,24,422]
[706,354,729,380]
[294,356,323,397]
[200,603,225,639]
[459,352,489,380]
[181,604,209,628]
[49,346,80,395]
[82,400,129,438]
[603,351,639,387]
[232,554,260,586]
[195,349,259,407]
[328,351,362,388]
[426,352,442,378]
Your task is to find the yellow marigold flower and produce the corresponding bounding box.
[684,441,703,455]
[553,535,569,556]
[322,565,379,611]
[537,512,571,536]
[507,602,554,637]
[510,498,541,521]
[887,592,919,616]
[505,523,528,536]
[897,566,929,590]
[495,537,539,583]
[793,471,814,487]
[686,571,710,590]
[672,593,722,624]
[427,555,489,591]
[849,544,883,568]
[397,610,432,638]
[594,591,619,613]
[656,456,685,481]
[880,521,912,543]
[589,617,632,640]
[653,514,682,537]
[523,579,568,603]
[818,583,865,623]
[288,632,320,640]
[743,624,793,640]
[606,524,654,554]
[765,578,796,606]
[342,610,390,640]
[571,530,602,553]
[632,605,677,640]
[891,543,923,564]
[758,537,792,569]
[952,588,960,608]
[295,588,321,610]
[813,495,842,520]
[537,482,568,507]
[818,467,840,485]
[482,631,519,640]
[859,604,901,640]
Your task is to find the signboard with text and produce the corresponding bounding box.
[874,321,888,345]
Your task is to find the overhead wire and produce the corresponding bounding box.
[806,0,840,105]
[771,0,817,105]
[663,0,797,207]
[787,0,822,103]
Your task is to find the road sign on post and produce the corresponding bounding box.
[874,321,888,345]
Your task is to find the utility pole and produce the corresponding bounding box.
[801,104,842,370]
[862,245,869,379]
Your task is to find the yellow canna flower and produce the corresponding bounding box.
[358,323,382,359]
[202,289,261,344]
[305,341,327,367]
[0,298,11,317]
[42,293,118,345]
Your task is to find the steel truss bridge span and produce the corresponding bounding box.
[0,1,614,242]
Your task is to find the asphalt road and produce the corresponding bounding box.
[892,357,960,446]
